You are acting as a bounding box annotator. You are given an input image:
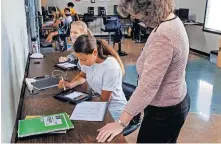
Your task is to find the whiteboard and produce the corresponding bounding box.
[203,0,221,34]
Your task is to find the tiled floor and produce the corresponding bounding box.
[117,39,221,143]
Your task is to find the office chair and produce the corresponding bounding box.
[82,13,94,28]
[122,82,141,136]
[101,16,116,44]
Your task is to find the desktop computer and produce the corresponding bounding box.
[88,7,94,15]
[98,7,106,16]
[179,9,189,20]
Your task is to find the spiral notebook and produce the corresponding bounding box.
[18,113,74,138]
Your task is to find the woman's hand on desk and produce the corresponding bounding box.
[96,122,124,142]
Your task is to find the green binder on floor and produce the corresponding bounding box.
[18,112,74,138]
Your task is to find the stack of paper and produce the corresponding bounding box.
[70,102,107,121]
[18,113,74,138]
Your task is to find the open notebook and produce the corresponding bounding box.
[70,102,107,122]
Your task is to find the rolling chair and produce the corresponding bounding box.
[82,13,94,27]
[101,16,127,56]
[101,17,113,44]
[122,82,141,136]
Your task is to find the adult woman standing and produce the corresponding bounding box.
[96,0,190,143]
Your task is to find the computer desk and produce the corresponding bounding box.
[11,52,127,143]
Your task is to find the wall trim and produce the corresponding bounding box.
[11,53,31,143]
[190,48,210,57]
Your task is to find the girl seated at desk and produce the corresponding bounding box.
[59,33,127,120]
[58,21,88,62]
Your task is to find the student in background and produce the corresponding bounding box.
[62,2,77,16]
[44,8,73,43]
[58,21,88,62]
[59,33,126,121]
[42,7,62,27]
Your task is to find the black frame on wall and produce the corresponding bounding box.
[203,0,221,35]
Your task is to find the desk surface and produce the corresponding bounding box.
[13,52,126,143]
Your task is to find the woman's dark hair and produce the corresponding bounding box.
[64,8,70,12]
[118,0,174,28]
[67,2,74,7]
[73,32,125,75]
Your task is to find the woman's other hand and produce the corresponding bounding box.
[96,122,124,142]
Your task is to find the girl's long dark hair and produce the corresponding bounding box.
[73,30,125,75]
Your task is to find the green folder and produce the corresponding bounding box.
[18,112,74,138]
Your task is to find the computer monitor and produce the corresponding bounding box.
[114,5,118,15]
[47,5,57,15]
[174,9,179,16]
[178,9,189,20]
[88,7,94,15]
[98,7,106,16]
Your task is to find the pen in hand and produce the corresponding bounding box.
[61,77,66,91]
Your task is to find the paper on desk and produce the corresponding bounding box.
[70,102,107,121]
[57,62,76,68]
[65,92,87,99]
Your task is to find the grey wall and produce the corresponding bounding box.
[43,0,119,15]
[1,0,29,142]
[175,0,220,53]
[175,0,207,23]
[45,0,220,53]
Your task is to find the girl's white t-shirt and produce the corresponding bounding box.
[81,57,127,120]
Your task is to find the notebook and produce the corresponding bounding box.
[32,77,59,90]
[25,115,68,134]
[18,113,74,138]
[70,102,107,121]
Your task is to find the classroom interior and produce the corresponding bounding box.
[1,0,221,143]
